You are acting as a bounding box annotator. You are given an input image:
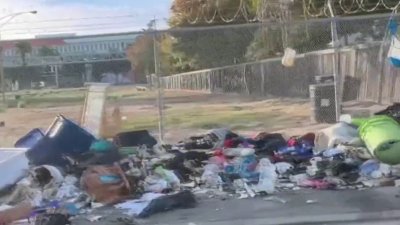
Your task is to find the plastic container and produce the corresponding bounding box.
[14,128,44,148]
[0,148,29,190]
[26,115,95,166]
[309,83,336,123]
[357,115,400,164]
[113,130,157,148]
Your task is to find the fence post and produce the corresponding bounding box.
[208,73,212,93]
[327,0,341,122]
[378,48,386,104]
[260,62,265,96]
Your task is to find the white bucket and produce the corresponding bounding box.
[282,48,296,67]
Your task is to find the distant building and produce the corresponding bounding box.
[1,33,136,58]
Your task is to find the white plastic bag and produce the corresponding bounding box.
[282,48,296,67]
[154,167,180,190]
[144,175,169,193]
[275,162,294,175]
[201,164,222,188]
[256,158,277,194]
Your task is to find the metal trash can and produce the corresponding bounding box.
[315,75,334,84]
[310,83,336,123]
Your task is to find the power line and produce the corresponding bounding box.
[2,25,137,35]
[7,14,139,25]
[2,21,139,32]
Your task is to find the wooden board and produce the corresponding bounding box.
[81,83,109,138]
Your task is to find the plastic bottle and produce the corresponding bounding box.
[256,158,277,194]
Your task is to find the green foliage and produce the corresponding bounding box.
[170,27,256,71]
[15,41,32,66]
[38,46,59,56]
[168,0,258,72]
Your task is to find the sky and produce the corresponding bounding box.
[0,0,172,40]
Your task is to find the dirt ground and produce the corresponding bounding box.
[0,88,388,147]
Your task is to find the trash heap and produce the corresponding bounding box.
[2,104,400,224]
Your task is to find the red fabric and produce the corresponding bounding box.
[287,137,298,147]
[298,179,333,190]
[214,149,224,156]
[224,139,235,148]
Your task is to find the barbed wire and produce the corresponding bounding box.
[180,0,400,24]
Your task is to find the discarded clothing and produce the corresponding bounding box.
[360,160,391,179]
[34,213,71,225]
[248,133,286,154]
[138,190,196,218]
[115,193,164,217]
[375,103,400,123]
[298,179,336,190]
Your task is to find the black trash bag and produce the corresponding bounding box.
[249,133,287,154]
[138,190,197,218]
[375,103,400,122]
[113,130,157,148]
[35,213,71,225]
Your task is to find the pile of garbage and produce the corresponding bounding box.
[2,104,400,224]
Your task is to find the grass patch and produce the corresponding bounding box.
[121,103,301,132]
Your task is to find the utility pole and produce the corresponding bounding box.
[152,18,164,142]
[55,65,59,88]
[327,0,341,122]
[0,38,5,104]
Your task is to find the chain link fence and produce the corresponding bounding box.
[1,12,399,147]
[156,13,399,143]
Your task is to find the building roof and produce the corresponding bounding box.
[1,39,66,50]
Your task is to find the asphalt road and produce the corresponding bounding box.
[141,187,400,225]
[72,187,400,225]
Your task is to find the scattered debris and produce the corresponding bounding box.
[306,200,318,204]
[263,196,287,204]
[1,110,400,221]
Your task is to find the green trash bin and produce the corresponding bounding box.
[356,115,400,165]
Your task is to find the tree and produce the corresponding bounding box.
[168,0,258,72]
[126,21,177,81]
[15,41,32,66]
[126,34,154,82]
[38,46,59,56]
